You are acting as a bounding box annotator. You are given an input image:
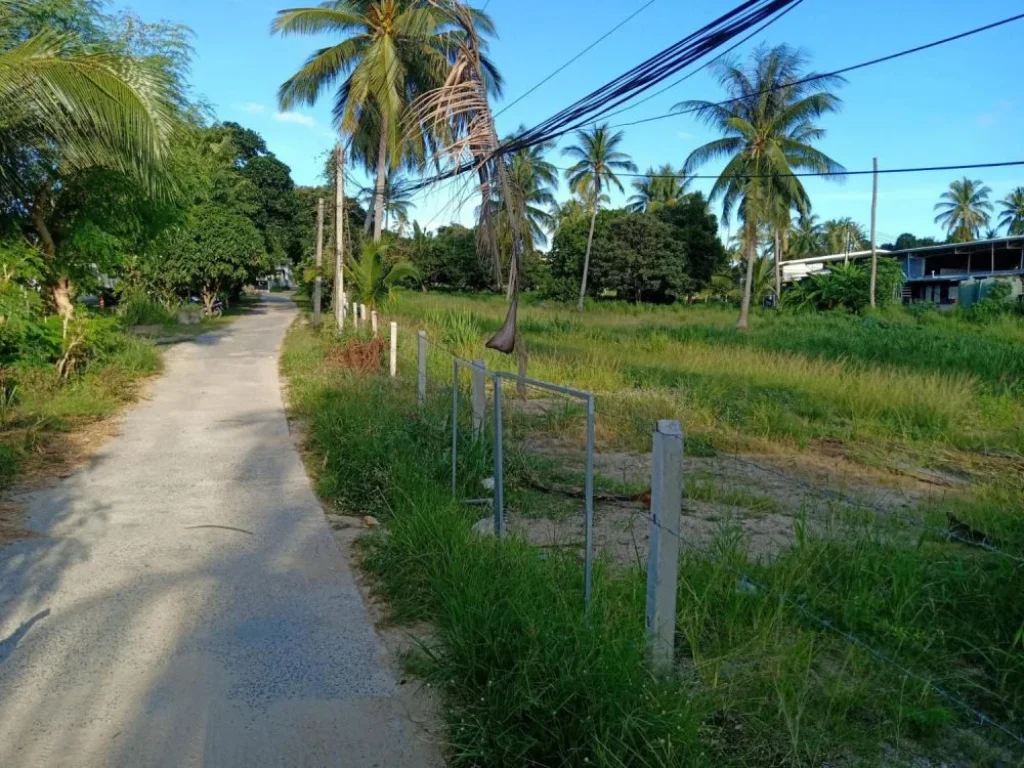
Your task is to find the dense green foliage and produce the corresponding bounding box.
[788,257,905,311]
[546,194,726,303]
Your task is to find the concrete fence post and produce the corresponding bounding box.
[371,311,379,337]
[417,331,427,407]
[352,301,359,329]
[360,305,368,331]
[645,419,684,675]
[471,359,486,441]
[389,322,398,378]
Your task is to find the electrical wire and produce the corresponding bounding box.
[596,0,804,123]
[546,159,1024,181]
[408,8,1024,195]
[503,0,800,155]
[590,10,1024,135]
[493,0,659,120]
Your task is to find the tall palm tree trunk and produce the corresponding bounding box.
[578,183,600,312]
[372,120,388,243]
[737,218,757,331]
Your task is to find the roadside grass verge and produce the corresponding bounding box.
[0,333,160,497]
[281,317,1024,766]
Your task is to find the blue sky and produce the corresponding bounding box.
[130,0,1024,243]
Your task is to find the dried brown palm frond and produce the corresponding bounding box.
[405,0,526,353]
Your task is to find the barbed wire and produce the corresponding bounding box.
[718,453,1024,565]
[638,511,1024,747]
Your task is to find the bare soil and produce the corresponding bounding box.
[510,436,961,566]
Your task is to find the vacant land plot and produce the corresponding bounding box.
[284,297,1024,766]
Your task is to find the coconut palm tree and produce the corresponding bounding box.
[404,0,523,351]
[345,240,418,308]
[0,25,176,316]
[679,45,845,330]
[997,187,1024,236]
[359,172,416,233]
[272,1,499,243]
[789,212,822,258]
[562,124,637,310]
[499,139,558,249]
[934,177,992,243]
[626,164,690,212]
[822,217,866,258]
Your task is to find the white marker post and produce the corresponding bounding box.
[389,322,398,378]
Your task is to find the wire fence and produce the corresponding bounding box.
[329,302,1024,755]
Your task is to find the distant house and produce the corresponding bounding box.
[782,236,1024,308]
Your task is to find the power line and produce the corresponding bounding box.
[493,0,659,120]
[591,10,1024,135]
[549,159,1024,181]
[406,11,1024,194]
[504,0,800,154]
[597,0,804,123]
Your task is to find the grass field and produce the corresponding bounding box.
[282,297,1024,766]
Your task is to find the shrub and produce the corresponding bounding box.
[117,292,179,326]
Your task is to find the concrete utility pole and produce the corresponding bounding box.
[313,198,324,328]
[869,157,879,308]
[334,144,345,329]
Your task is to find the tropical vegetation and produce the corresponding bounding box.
[678,45,846,329]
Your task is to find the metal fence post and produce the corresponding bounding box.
[417,331,427,408]
[646,419,683,675]
[389,322,398,378]
[471,359,486,441]
[584,394,596,609]
[451,359,459,495]
[493,376,504,538]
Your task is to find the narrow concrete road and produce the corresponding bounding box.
[0,295,440,767]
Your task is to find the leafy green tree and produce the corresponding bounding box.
[934,177,992,243]
[562,124,637,310]
[155,203,268,312]
[626,164,691,212]
[589,212,689,303]
[219,122,303,263]
[997,187,1024,236]
[880,232,939,251]
[653,191,726,285]
[0,3,180,316]
[345,240,417,309]
[679,45,845,330]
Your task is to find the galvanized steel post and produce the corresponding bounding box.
[493,376,504,538]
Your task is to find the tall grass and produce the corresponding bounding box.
[281,318,1024,766]
[386,292,1024,459]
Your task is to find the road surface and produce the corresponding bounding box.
[0,295,440,767]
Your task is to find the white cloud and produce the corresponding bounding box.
[676,131,694,141]
[237,102,266,114]
[274,111,317,127]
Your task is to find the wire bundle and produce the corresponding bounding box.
[499,0,798,155]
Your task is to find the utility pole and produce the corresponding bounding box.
[313,198,324,328]
[869,157,879,308]
[334,144,345,330]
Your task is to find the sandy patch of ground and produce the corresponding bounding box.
[508,436,965,566]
